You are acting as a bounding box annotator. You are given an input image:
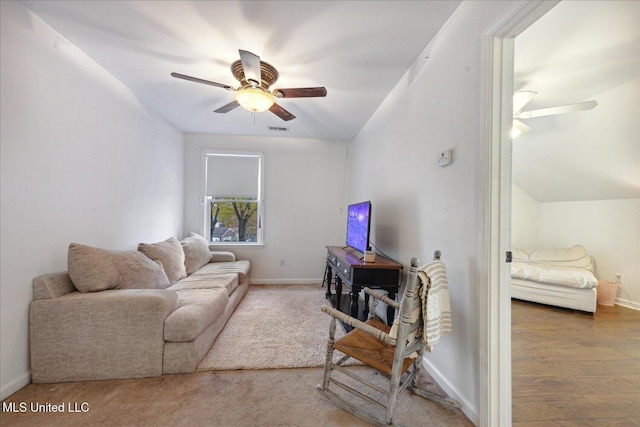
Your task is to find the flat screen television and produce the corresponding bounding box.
[345,201,371,253]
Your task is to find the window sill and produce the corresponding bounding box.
[209,242,265,248]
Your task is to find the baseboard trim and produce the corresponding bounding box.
[615,297,640,311]
[249,278,322,285]
[421,357,478,426]
[1,371,31,401]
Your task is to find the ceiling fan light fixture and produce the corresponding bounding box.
[235,86,274,112]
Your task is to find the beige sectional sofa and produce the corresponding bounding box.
[29,233,250,383]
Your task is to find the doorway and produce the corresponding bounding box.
[481,1,558,425]
[485,0,639,425]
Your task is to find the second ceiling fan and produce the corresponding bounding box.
[172,49,327,121]
[512,90,597,138]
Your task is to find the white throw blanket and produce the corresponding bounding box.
[390,259,452,353]
[420,260,452,352]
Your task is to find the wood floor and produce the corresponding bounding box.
[511,299,640,426]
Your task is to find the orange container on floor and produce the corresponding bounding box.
[597,281,618,306]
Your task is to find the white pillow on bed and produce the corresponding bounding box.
[511,262,598,289]
[512,248,532,261]
[511,245,594,272]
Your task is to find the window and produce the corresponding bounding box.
[204,151,264,245]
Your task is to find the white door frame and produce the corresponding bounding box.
[480,1,558,425]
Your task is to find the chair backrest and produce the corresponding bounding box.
[392,258,424,363]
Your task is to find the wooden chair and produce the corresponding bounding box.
[317,256,459,426]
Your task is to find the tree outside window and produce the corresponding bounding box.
[210,198,258,242]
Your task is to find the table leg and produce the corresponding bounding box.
[363,292,370,319]
[324,264,333,299]
[386,291,397,326]
[335,276,342,312]
[350,285,361,320]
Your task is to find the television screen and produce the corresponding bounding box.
[345,201,371,253]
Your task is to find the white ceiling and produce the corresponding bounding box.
[513,0,639,203]
[21,0,461,141]
[18,0,639,203]
[514,0,638,114]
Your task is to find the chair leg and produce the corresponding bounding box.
[321,317,337,390]
[385,377,400,424]
[411,355,422,388]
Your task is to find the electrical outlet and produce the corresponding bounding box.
[615,273,623,284]
[280,259,285,267]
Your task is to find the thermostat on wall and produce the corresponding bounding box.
[438,149,452,166]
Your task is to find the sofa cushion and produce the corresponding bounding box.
[164,288,229,342]
[169,273,239,295]
[138,237,187,284]
[190,260,251,286]
[210,251,236,263]
[68,243,170,292]
[181,233,212,275]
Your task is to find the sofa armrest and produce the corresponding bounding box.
[30,288,179,383]
[33,272,76,300]
[209,251,236,262]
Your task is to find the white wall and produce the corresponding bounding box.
[0,1,184,399]
[539,199,640,309]
[183,134,348,284]
[511,184,539,249]
[347,1,520,422]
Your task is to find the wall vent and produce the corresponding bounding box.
[268,126,289,132]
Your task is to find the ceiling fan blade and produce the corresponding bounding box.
[513,90,537,113]
[239,49,261,87]
[171,72,233,90]
[274,87,327,98]
[214,100,240,113]
[518,100,598,119]
[269,103,296,121]
[512,119,532,138]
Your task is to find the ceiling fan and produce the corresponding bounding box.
[512,90,597,138]
[171,50,327,121]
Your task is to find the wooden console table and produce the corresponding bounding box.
[324,246,402,326]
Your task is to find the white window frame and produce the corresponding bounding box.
[202,150,264,246]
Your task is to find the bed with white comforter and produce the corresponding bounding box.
[510,245,599,313]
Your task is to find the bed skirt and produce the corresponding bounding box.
[511,279,597,313]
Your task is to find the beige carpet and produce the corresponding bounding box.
[3,284,473,426]
[2,368,473,427]
[197,284,345,371]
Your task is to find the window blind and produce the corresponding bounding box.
[206,155,260,199]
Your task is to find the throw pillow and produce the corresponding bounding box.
[181,232,212,275]
[138,237,187,284]
[68,243,171,292]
